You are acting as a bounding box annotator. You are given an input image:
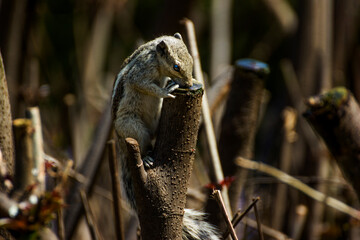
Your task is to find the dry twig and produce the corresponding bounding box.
[213,190,238,240]
[253,198,264,240]
[236,157,360,220]
[80,189,103,240]
[182,18,231,215]
[107,140,124,240]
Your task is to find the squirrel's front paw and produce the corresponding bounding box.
[164,81,179,98]
[143,156,155,169]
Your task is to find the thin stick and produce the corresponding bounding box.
[253,199,264,240]
[231,209,241,225]
[236,157,360,220]
[273,107,296,230]
[291,205,308,240]
[234,197,259,227]
[213,190,238,240]
[26,107,45,193]
[183,18,232,216]
[107,140,124,240]
[57,208,65,240]
[80,189,103,240]
[223,197,260,239]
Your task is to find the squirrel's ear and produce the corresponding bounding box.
[156,40,168,56]
[174,33,182,40]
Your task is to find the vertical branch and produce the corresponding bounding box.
[273,107,297,230]
[12,119,34,193]
[4,0,27,115]
[107,140,124,240]
[57,208,65,240]
[317,0,333,91]
[125,86,203,240]
[183,18,232,216]
[82,3,114,113]
[0,52,14,178]
[296,0,318,96]
[291,205,308,240]
[253,199,264,240]
[26,107,45,192]
[210,0,233,80]
[218,59,269,213]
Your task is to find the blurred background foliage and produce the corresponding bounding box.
[1,0,360,239]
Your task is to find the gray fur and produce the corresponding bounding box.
[112,33,219,240]
[183,209,220,240]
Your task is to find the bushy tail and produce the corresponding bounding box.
[182,209,220,240]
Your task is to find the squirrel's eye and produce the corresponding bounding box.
[173,64,180,72]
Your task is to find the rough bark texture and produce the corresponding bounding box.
[218,59,269,212]
[125,86,203,240]
[303,87,360,199]
[0,52,14,177]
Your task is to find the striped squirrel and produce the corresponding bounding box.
[111,33,220,240]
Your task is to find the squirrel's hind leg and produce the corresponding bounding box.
[115,115,155,168]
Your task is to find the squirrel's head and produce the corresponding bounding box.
[156,33,194,88]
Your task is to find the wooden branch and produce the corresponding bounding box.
[26,107,45,192]
[12,119,35,193]
[303,87,360,199]
[273,107,297,230]
[213,190,238,240]
[125,85,203,240]
[235,157,360,220]
[183,17,232,219]
[218,59,269,213]
[57,208,65,240]
[210,0,232,80]
[0,52,14,178]
[223,197,260,239]
[107,140,124,240]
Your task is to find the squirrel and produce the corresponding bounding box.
[111,33,220,240]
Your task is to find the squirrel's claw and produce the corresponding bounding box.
[167,93,176,99]
[143,156,155,169]
[164,82,179,98]
[166,82,179,92]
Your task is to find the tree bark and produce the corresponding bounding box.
[0,52,14,178]
[303,87,360,199]
[125,85,203,240]
[218,59,269,213]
